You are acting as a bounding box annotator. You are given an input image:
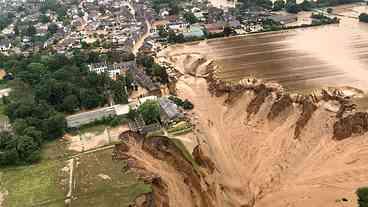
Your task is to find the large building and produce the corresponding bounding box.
[88,61,136,79]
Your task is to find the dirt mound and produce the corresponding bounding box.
[115,131,219,207]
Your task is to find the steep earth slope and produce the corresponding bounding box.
[118,51,368,207]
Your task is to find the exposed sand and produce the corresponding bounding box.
[161,50,368,206]
[123,135,198,207]
[0,190,7,207]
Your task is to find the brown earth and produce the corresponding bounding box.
[119,51,368,207]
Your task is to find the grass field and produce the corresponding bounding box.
[1,139,151,207]
[72,149,151,207]
[0,160,68,207]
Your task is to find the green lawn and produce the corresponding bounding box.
[1,140,151,207]
[72,149,151,207]
[0,160,68,207]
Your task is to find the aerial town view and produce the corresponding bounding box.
[2,0,368,206]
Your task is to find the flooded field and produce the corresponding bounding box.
[168,4,368,94]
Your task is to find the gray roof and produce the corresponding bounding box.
[159,97,182,120]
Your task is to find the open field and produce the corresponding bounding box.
[0,161,67,207]
[71,149,151,207]
[0,124,150,207]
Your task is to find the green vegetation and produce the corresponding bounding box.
[136,54,169,84]
[0,52,131,166]
[167,121,193,136]
[138,100,161,125]
[359,13,368,23]
[0,141,151,207]
[0,13,14,31]
[171,138,199,170]
[150,0,185,15]
[183,12,198,24]
[357,187,368,207]
[169,96,194,110]
[72,149,152,207]
[311,13,340,24]
[0,160,67,207]
[273,0,285,11]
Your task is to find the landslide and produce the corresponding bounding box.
[124,49,368,207]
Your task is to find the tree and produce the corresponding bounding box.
[48,23,58,34]
[357,187,368,207]
[138,100,161,125]
[111,80,128,104]
[136,54,154,68]
[359,13,368,23]
[273,0,285,10]
[0,131,19,166]
[39,14,49,23]
[299,0,314,11]
[327,8,333,13]
[183,12,198,24]
[26,25,36,37]
[256,0,273,9]
[16,135,41,163]
[127,107,138,120]
[62,95,79,113]
[43,113,66,140]
[80,89,104,109]
[223,26,233,36]
[285,1,301,13]
[152,64,169,84]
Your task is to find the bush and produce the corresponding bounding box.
[359,13,368,23]
[168,96,194,110]
[357,187,368,207]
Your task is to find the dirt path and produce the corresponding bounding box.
[132,19,151,55]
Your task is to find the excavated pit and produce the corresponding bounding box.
[120,51,368,207]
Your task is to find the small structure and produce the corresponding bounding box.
[66,104,130,128]
[204,23,224,34]
[88,61,136,79]
[159,97,183,124]
[128,115,161,135]
[0,40,11,52]
[183,25,205,38]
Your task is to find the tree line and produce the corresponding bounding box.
[0,52,132,166]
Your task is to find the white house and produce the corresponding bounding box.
[0,40,11,52]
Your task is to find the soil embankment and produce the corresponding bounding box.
[118,49,368,207]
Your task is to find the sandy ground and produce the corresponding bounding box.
[132,19,151,55]
[0,190,7,207]
[124,135,198,207]
[160,49,368,207]
[65,125,129,152]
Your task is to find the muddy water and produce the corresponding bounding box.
[182,5,368,93]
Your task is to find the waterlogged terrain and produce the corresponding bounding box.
[166,4,368,94]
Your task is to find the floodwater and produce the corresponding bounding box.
[185,4,368,93]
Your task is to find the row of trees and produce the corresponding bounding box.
[0,52,132,166]
[0,13,15,31]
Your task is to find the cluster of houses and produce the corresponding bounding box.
[0,0,152,55]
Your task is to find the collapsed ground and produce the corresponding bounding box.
[116,49,368,207]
